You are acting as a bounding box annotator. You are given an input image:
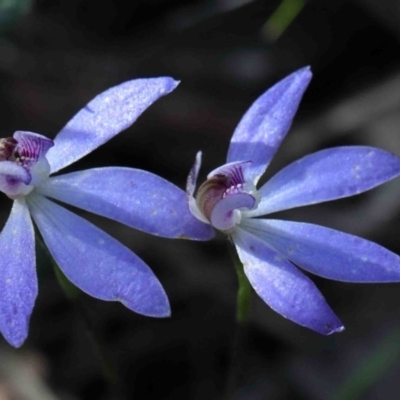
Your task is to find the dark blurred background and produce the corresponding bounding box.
[1,0,400,399]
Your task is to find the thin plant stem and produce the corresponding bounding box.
[262,0,306,41]
[36,235,129,400]
[224,239,252,400]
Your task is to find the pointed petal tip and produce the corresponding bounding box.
[299,65,311,73]
[160,309,172,318]
[304,315,344,336]
[8,336,26,348]
[170,78,180,90]
[159,77,180,94]
[124,298,171,318]
[2,328,28,348]
[329,325,346,335]
[327,324,345,335]
[293,65,312,84]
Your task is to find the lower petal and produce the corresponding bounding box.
[0,198,37,347]
[27,193,170,317]
[232,227,343,335]
[242,219,400,282]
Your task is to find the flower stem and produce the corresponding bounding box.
[224,240,252,400]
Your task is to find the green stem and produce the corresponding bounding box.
[233,250,252,325]
[224,240,252,400]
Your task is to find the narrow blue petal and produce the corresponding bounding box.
[227,67,312,184]
[0,199,37,347]
[27,193,170,317]
[242,219,400,282]
[47,77,179,174]
[249,146,400,217]
[37,167,213,240]
[232,226,343,335]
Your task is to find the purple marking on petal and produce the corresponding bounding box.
[0,198,37,347]
[207,160,252,185]
[227,67,312,184]
[13,131,54,166]
[195,159,259,227]
[211,192,256,231]
[37,167,214,241]
[47,77,179,174]
[0,161,31,197]
[232,226,344,335]
[242,218,400,283]
[249,146,400,217]
[28,193,170,317]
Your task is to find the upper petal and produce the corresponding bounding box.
[241,218,400,282]
[232,226,343,335]
[0,198,37,347]
[27,193,170,317]
[249,146,400,217]
[46,77,179,174]
[37,167,214,240]
[227,67,312,184]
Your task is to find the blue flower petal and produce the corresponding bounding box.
[227,67,312,184]
[37,167,214,240]
[249,146,400,217]
[242,219,400,282]
[47,77,179,174]
[0,199,36,347]
[232,226,343,335]
[27,193,170,317]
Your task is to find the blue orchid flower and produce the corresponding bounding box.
[187,67,400,335]
[0,77,212,347]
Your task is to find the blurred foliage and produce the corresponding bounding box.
[0,0,32,34]
[332,327,400,400]
[263,0,306,40]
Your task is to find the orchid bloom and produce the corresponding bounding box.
[0,77,212,347]
[187,67,400,334]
